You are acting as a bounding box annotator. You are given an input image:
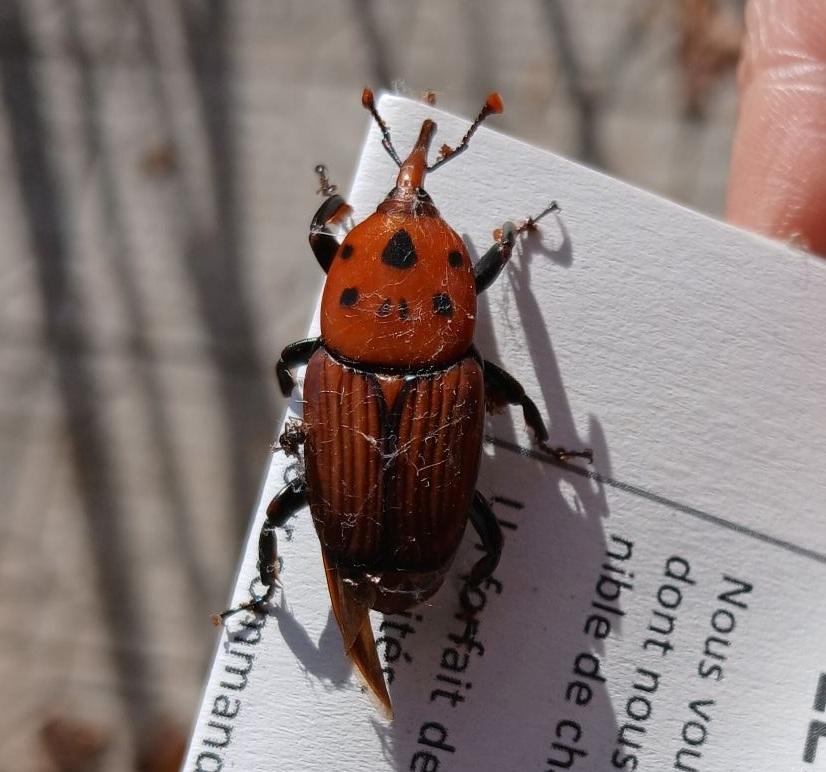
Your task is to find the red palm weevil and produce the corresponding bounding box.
[218,90,592,714]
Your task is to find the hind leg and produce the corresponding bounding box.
[460,491,504,614]
[214,479,307,623]
[465,491,503,588]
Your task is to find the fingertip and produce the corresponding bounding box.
[727,0,826,255]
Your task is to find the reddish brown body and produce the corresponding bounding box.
[303,347,485,613]
[301,98,495,635]
[218,90,591,715]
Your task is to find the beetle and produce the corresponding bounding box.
[218,90,592,713]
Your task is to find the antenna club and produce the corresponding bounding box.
[362,88,375,110]
[486,92,504,114]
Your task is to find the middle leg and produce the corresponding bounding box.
[484,360,593,463]
[276,337,321,396]
[275,418,307,457]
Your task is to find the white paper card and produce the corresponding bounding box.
[184,95,826,772]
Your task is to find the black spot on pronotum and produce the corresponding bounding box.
[432,293,453,316]
[399,299,410,320]
[340,287,359,306]
[377,298,392,317]
[340,244,354,259]
[381,229,417,269]
[447,250,463,268]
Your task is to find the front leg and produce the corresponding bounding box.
[484,360,592,463]
[474,202,560,294]
[474,222,516,294]
[276,337,321,396]
[309,166,352,273]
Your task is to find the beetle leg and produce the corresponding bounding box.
[483,360,593,463]
[310,193,351,273]
[258,478,307,587]
[213,479,307,623]
[474,202,561,294]
[274,417,307,457]
[474,222,516,294]
[276,337,321,396]
[465,491,504,589]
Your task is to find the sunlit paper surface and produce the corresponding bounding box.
[184,95,826,772]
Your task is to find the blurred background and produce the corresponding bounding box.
[0,1,744,769]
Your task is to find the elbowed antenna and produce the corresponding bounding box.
[428,92,504,172]
[362,89,503,174]
[362,88,402,168]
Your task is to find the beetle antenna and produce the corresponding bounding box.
[362,88,402,168]
[428,92,504,172]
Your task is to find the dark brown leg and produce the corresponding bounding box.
[474,222,516,294]
[214,479,307,623]
[276,337,321,396]
[474,202,560,293]
[466,491,503,587]
[310,194,351,273]
[276,418,307,457]
[483,360,593,463]
[257,480,307,587]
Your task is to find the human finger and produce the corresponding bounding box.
[726,0,826,255]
